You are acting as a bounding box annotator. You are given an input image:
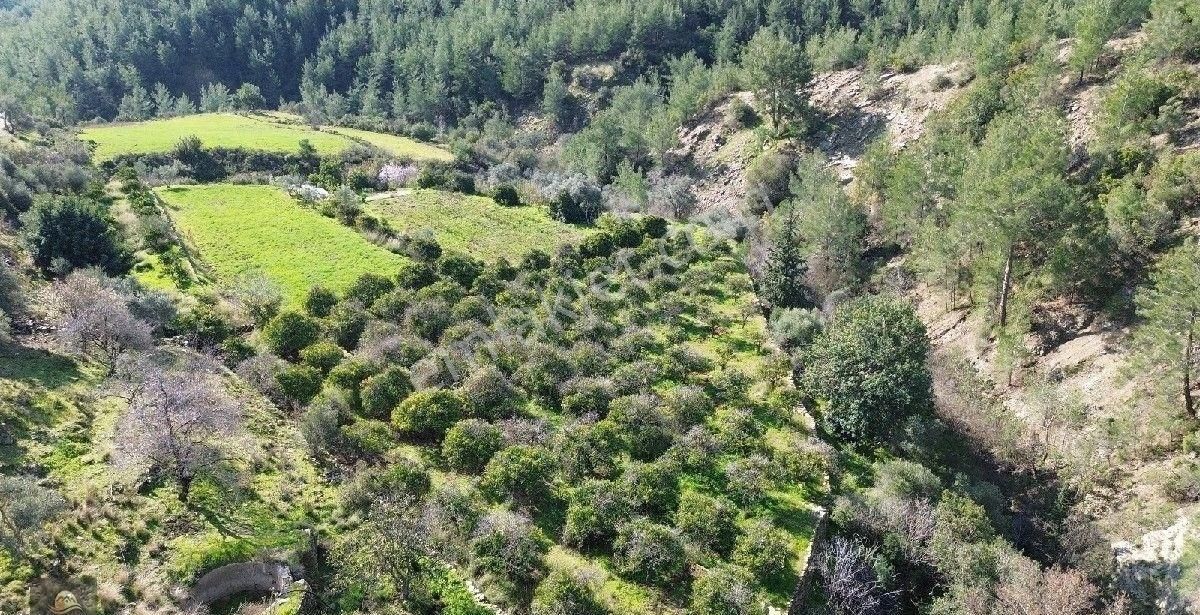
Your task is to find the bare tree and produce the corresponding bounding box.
[52,270,152,374]
[819,537,895,615]
[993,562,1099,615]
[113,355,241,502]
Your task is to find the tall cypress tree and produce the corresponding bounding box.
[762,207,810,310]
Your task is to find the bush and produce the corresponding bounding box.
[639,215,669,239]
[339,419,397,459]
[493,184,521,207]
[801,295,932,443]
[22,195,131,275]
[531,571,607,615]
[731,519,791,583]
[263,311,321,360]
[613,519,687,587]
[728,98,760,129]
[417,162,476,193]
[462,366,522,419]
[340,359,403,413]
[392,389,465,440]
[744,149,793,213]
[276,364,324,407]
[442,419,504,473]
[301,391,346,455]
[690,565,764,615]
[300,341,344,374]
[341,458,431,510]
[675,491,739,556]
[544,175,604,224]
[561,479,631,550]
[1165,460,1200,502]
[480,445,558,505]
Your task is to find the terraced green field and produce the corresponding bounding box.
[326,126,454,161]
[79,113,354,161]
[79,112,453,162]
[156,184,408,304]
[366,189,590,260]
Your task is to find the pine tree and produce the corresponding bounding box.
[741,28,811,133]
[151,82,175,117]
[117,85,154,121]
[946,110,1082,327]
[1132,239,1200,418]
[762,207,810,309]
[542,63,571,129]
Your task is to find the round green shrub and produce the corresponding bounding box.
[391,389,465,440]
[263,311,321,359]
[442,419,504,473]
[613,519,687,587]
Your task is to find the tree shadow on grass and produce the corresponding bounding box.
[0,344,81,389]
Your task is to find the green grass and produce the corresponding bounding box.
[79,113,355,161]
[78,112,454,162]
[326,126,454,161]
[156,184,408,304]
[366,189,590,261]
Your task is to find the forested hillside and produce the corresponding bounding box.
[1,0,1200,613]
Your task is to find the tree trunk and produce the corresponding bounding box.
[1186,310,1196,419]
[998,245,1014,328]
[178,473,193,503]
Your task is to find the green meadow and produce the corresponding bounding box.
[156,184,408,304]
[366,189,591,261]
[79,112,453,162]
[325,125,454,161]
[79,113,353,161]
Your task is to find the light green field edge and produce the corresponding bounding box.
[79,113,354,161]
[79,112,452,162]
[155,183,408,304]
[366,189,592,261]
[325,126,454,162]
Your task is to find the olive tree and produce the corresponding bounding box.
[532,570,607,615]
[442,419,504,473]
[613,519,687,587]
[470,510,551,605]
[691,565,765,615]
[0,476,66,563]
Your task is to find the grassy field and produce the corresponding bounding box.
[366,189,590,261]
[156,184,408,304]
[326,126,454,161]
[79,113,354,161]
[79,112,453,162]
